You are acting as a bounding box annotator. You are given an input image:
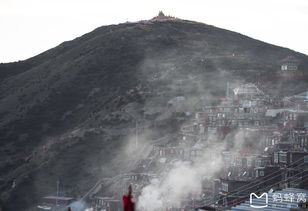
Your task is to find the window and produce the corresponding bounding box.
[192,150,196,156]
[259,170,264,177]
[279,154,287,163]
[304,155,308,163]
[274,153,279,163]
[208,127,217,132]
[223,197,228,206]
[224,154,231,161]
[236,158,242,166]
[255,160,262,167]
[222,182,228,192]
[244,108,250,113]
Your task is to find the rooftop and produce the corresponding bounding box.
[280,55,301,64]
[42,196,74,201]
[233,83,265,96]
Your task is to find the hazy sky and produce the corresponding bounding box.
[1,0,308,63]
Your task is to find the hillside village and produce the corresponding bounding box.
[35,54,308,211]
[1,10,308,211]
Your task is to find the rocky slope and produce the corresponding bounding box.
[0,18,308,210]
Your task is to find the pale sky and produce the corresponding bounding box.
[0,0,308,63]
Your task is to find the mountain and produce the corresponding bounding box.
[0,17,308,210]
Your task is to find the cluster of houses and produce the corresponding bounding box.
[147,83,307,210]
[84,55,307,211]
[115,83,307,211]
[190,81,308,208]
[36,55,308,211]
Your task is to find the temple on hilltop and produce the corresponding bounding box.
[151,11,179,21]
[153,11,168,20]
[138,11,180,23]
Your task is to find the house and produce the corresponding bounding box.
[121,172,158,198]
[284,91,308,110]
[189,148,203,159]
[288,151,308,167]
[274,151,308,167]
[233,83,265,98]
[92,196,121,211]
[288,128,308,150]
[282,153,308,189]
[167,96,186,107]
[221,151,235,166]
[264,131,282,149]
[218,178,254,206]
[123,172,156,185]
[233,84,270,107]
[181,122,200,135]
[299,169,308,189]
[152,144,186,159]
[37,196,76,211]
[274,151,289,166]
[254,155,272,168]
[254,166,284,191]
[280,55,300,71]
[255,166,282,179]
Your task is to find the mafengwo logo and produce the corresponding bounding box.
[250,193,268,208]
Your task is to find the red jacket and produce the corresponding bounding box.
[123,195,135,211]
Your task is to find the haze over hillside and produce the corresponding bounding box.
[0,15,307,210]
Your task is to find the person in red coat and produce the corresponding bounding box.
[123,185,135,211]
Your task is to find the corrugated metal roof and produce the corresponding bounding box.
[280,56,301,64]
[42,196,74,201]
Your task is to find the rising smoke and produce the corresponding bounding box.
[134,47,247,210]
[137,140,225,211]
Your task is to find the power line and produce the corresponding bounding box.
[205,157,306,207]
[228,168,308,208]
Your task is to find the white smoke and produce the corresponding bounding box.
[69,200,87,211]
[137,141,224,211]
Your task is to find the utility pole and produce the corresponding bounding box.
[126,111,140,148]
[226,82,230,99]
[135,121,138,148]
[56,180,60,206]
